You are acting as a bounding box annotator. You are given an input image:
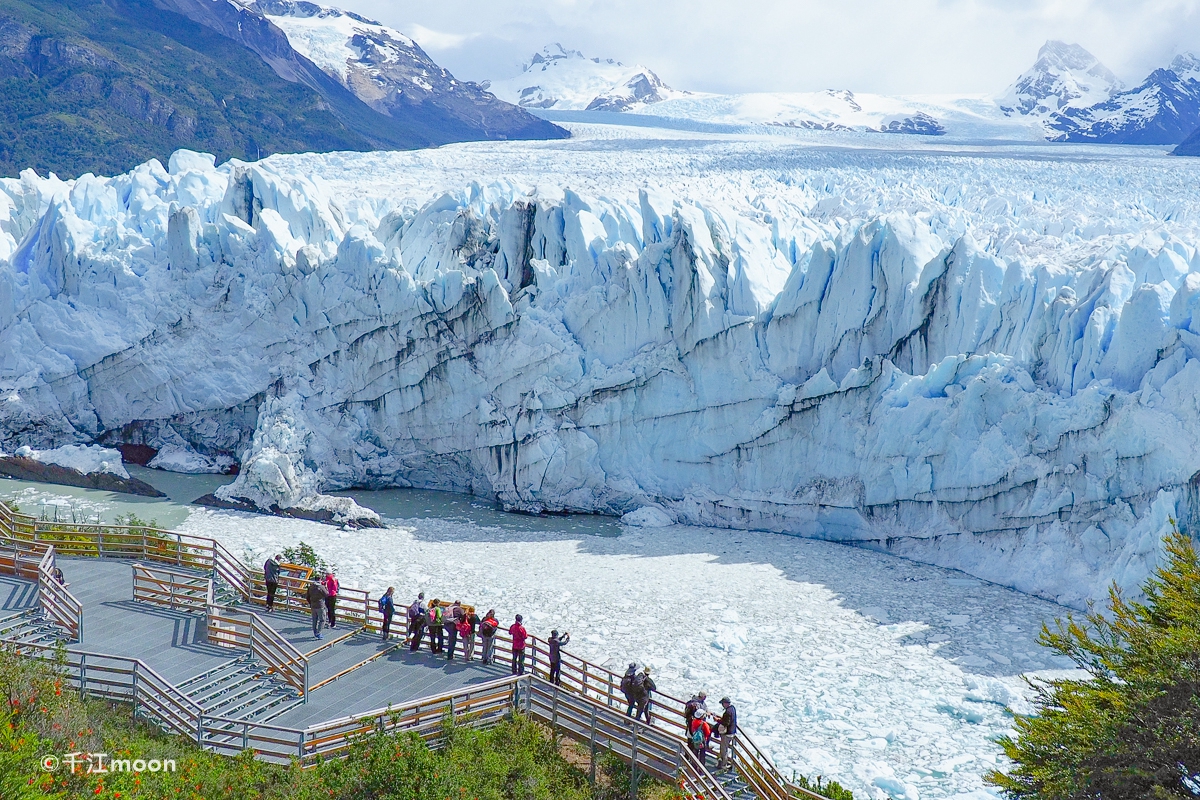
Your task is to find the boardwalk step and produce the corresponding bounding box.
[0,611,67,646]
[177,656,256,693]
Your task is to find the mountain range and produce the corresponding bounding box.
[486,44,687,112]
[0,0,564,179]
[488,38,1200,150]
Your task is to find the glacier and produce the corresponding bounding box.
[2,127,1199,607]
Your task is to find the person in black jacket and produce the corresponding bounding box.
[715,697,738,770]
[378,587,395,642]
[264,555,281,612]
[305,579,328,640]
[547,629,570,684]
[635,666,657,723]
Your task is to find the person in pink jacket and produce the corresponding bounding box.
[322,571,339,628]
[508,614,528,675]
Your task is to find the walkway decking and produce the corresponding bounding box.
[53,557,509,724]
[0,572,38,614]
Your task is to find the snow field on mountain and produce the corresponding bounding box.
[183,505,1072,800]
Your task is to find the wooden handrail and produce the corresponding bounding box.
[1,502,812,800]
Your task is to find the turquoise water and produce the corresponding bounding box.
[0,467,622,537]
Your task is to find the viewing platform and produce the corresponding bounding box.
[0,501,824,800]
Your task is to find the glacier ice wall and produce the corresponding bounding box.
[2,142,1200,607]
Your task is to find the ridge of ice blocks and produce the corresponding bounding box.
[13,444,129,479]
[2,132,1200,605]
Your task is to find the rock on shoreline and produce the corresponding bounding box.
[0,456,166,498]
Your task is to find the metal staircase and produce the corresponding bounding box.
[177,655,303,723]
[714,763,760,800]
[0,610,68,647]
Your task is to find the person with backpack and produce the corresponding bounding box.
[463,607,480,661]
[263,554,281,612]
[635,666,657,723]
[715,697,738,771]
[427,600,444,653]
[406,592,426,648]
[322,570,339,628]
[688,713,713,764]
[378,587,396,642]
[479,609,499,665]
[445,601,464,660]
[547,629,570,685]
[684,690,709,730]
[305,578,328,640]
[508,614,528,675]
[620,663,639,716]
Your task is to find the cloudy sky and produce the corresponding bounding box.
[335,0,1199,95]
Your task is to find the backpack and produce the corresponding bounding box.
[632,673,647,696]
[378,596,390,615]
[689,724,705,748]
[480,618,497,637]
[620,672,634,695]
[429,606,442,626]
[408,602,421,620]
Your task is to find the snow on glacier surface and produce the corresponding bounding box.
[1,123,1199,612]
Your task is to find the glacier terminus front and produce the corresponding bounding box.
[2,127,1197,609]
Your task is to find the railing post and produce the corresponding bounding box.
[551,684,559,731]
[79,653,86,699]
[589,703,598,785]
[298,730,306,760]
[131,662,139,719]
[630,724,640,800]
[141,528,146,558]
[243,721,249,752]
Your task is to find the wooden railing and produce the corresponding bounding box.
[680,742,735,800]
[206,605,308,698]
[0,501,814,800]
[132,563,212,614]
[37,545,83,642]
[7,641,204,740]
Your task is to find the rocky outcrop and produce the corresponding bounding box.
[0,456,165,497]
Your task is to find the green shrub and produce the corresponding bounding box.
[280,541,332,573]
[987,526,1200,799]
[794,774,855,800]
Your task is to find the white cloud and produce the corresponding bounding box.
[406,24,478,51]
[337,0,1200,95]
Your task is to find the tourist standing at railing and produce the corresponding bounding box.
[462,607,480,661]
[263,555,281,612]
[684,690,709,730]
[378,587,395,642]
[479,609,499,664]
[547,629,570,685]
[445,600,464,660]
[306,578,328,640]
[428,600,444,653]
[620,663,639,716]
[509,614,528,674]
[322,571,339,628]
[689,712,714,764]
[406,592,426,647]
[636,666,656,723]
[715,697,738,771]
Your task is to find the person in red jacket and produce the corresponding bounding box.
[322,571,339,629]
[508,614,528,675]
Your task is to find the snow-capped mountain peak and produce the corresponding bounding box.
[1168,52,1200,82]
[237,1,564,141]
[488,44,686,112]
[999,40,1121,118]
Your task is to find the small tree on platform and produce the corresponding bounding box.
[987,525,1200,799]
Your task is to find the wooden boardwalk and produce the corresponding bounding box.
[0,572,38,614]
[53,557,510,724]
